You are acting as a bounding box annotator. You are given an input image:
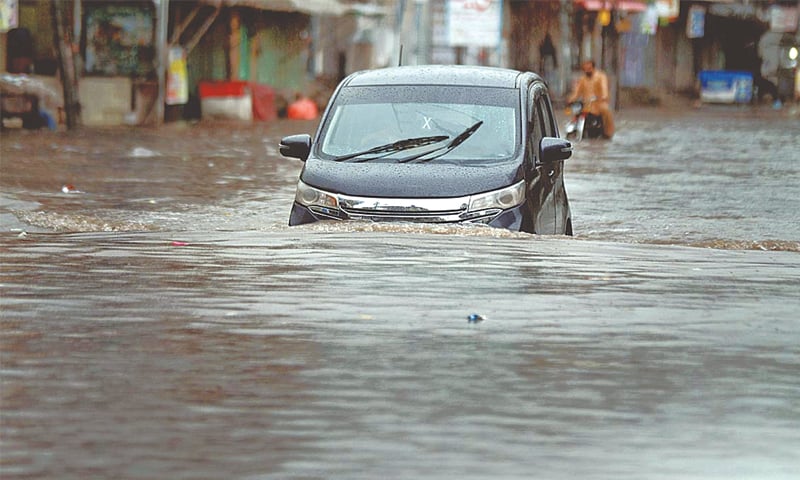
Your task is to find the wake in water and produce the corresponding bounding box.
[2,112,799,252]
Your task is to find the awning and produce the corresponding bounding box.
[707,2,760,19]
[576,0,647,12]
[202,0,346,16]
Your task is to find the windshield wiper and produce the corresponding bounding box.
[332,135,448,162]
[397,121,483,164]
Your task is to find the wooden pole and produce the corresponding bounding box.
[155,0,169,124]
[51,0,80,129]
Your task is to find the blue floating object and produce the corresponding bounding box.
[467,313,486,323]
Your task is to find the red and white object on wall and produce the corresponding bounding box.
[199,81,253,121]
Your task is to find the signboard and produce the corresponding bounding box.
[85,4,154,76]
[0,0,18,32]
[166,47,188,106]
[687,5,705,39]
[447,0,502,48]
[770,6,798,33]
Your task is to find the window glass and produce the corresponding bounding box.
[538,95,556,137]
[319,86,520,164]
[526,88,542,161]
[534,101,546,141]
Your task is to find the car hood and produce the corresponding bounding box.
[300,159,524,198]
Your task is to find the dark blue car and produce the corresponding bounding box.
[280,65,573,235]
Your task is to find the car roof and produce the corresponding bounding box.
[343,65,540,89]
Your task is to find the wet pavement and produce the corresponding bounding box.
[1,104,799,479]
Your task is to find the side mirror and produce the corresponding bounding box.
[539,137,572,163]
[279,134,312,161]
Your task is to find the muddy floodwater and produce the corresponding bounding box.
[1,105,799,479]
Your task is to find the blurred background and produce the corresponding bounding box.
[2,0,798,130]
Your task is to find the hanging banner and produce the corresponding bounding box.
[687,5,705,39]
[166,47,188,106]
[0,0,18,32]
[656,0,679,20]
[770,6,798,33]
[447,0,502,48]
[641,5,659,35]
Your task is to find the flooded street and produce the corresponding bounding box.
[2,106,799,479]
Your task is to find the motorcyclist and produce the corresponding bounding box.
[567,60,615,139]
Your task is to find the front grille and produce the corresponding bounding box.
[337,194,471,223]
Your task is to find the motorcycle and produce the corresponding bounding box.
[563,100,604,141]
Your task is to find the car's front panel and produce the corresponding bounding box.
[299,159,522,199]
[289,180,527,229]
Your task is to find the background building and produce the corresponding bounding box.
[2,0,797,127]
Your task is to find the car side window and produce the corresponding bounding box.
[528,87,545,164]
[538,95,557,138]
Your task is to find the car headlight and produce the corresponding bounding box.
[295,180,338,208]
[468,180,526,212]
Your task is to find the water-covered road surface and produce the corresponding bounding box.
[1,105,799,479]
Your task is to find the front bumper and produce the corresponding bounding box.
[288,202,524,231]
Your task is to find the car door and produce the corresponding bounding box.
[538,92,571,234]
[526,84,557,234]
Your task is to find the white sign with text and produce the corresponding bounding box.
[447,0,502,48]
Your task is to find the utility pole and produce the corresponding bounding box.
[612,7,620,111]
[414,0,430,65]
[51,0,80,129]
[559,0,573,97]
[155,0,169,124]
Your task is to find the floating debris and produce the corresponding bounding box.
[467,313,486,323]
[129,147,160,158]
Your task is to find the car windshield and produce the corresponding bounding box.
[318,85,519,164]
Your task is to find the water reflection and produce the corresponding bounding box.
[566,111,800,249]
[2,230,798,478]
